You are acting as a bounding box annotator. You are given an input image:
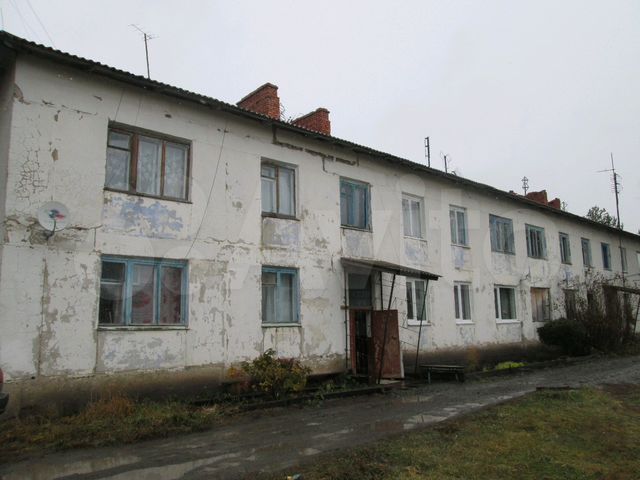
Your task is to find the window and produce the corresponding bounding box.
[620,247,628,273]
[262,267,299,324]
[489,215,514,254]
[526,224,547,259]
[453,283,472,322]
[406,278,428,323]
[559,233,571,264]
[581,238,592,267]
[99,257,187,326]
[261,163,295,216]
[449,206,468,246]
[402,194,424,238]
[601,243,611,270]
[105,127,189,200]
[340,178,370,229]
[494,286,517,321]
[564,289,577,319]
[531,288,551,322]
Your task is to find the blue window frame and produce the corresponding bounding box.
[340,178,370,230]
[526,224,547,259]
[99,257,188,326]
[601,243,611,270]
[490,214,514,254]
[262,267,299,324]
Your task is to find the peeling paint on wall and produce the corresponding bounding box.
[102,195,186,239]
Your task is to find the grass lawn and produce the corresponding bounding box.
[0,394,239,464]
[262,385,640,480]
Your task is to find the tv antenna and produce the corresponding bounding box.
[130,24,157,79]
[522,176,529,195]
[440,151,451,174]
[424,137,431,167]
[597,153,622,229]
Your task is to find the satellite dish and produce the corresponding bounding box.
[37,201,70,238]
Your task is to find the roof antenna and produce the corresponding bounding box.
[130,24,157,79]
[424,137,431,167]
[597,153,622,229]
[440,151,451,173]
[522,176,529,195]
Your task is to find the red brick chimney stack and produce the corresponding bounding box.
[525,190,548,206]
[237,83,280,120]
[547,198,561,209]
[292,108,331,136]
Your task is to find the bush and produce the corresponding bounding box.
[537,318,590,356]
[241,349,311,399]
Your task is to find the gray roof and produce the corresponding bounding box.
[1,31,638,241]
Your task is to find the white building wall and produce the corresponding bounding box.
[1,54,639,387]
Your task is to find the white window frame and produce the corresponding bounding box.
[261,161,297,217]
[402,194,424,239]
[406,278,429,325]
[531,287,551,323]
[453,282,473,324]
[559,233,571,264]
[449,205,469,247]
[494,286,518,323]
[261,267,300,326]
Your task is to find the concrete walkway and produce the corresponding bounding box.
[2,355,640,480]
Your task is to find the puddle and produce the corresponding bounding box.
[1,455,139,480]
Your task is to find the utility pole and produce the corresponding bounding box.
[130,25,156,79]
[611,153,621,230]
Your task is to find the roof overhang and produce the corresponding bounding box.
[341,258,440,281]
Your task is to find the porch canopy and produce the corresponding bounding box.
[340,258,440,281]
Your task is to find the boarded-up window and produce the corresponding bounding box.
[531,288,551,322]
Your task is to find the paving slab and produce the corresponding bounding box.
[1,355,639,480]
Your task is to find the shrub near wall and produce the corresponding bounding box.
[241,349,311,399]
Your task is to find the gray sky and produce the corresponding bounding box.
[2,0,639,233]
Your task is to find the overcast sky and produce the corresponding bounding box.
[2,0,639,232]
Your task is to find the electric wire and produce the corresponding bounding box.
[25,0,55,47]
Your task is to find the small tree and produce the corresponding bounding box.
[585,206,622,229]
[241,349,311,399]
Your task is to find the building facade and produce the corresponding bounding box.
[1,33,639,410]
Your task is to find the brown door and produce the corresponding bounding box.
[371,310,402,379]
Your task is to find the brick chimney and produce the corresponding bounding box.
[292,108,331,136]
[547,198,561,209]
[237,83,280,120]
[525,190,548,206]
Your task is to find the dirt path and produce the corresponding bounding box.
[2,355,639,480]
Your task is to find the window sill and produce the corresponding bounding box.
[451,243,470,249]
[404,236,426,242]
[407,320,430,327]
[341,225,372,233]
[455,320,474,325]
[104,187,192,204]
[527,256,547,261]
[561,262,572,266]
[496,320,520,325]
[261,323,301,328]
[98,325,188,331]
[532,319,551,323]
[491,250,516,256]
[262,212,299,221]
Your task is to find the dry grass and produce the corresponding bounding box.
[0,393,238,464]
[261,385,640,480]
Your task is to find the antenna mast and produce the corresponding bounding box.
[130,24,157,79]
[522,176,529,195]
[424,137,431,167]
[597,153,622,229]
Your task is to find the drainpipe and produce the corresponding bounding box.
[413,278,429,376]
[343,268,350,372]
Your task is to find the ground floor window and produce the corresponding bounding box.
[453,283,472,322]
[564,289,577,318]
[494,286,517,321]
[99,257,187,326]
[262,267,299,324]
[406,278,427,323]
[531,287,551,322]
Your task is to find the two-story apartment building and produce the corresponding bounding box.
[1,32,639,411]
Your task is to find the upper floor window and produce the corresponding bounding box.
[526,224,547,259]
[402,194,424,239]
[581,238,592,267]
[449,206,468,246]
[620,247,628,273]
[105,127,190,200]
[261,163,295,217]
[531,287,551,322]
[262,267,299,324]
[601,243,611,270]
[559,233,571,264]
[489,214,514,254]
[340,178,370,230]
[453,283,472,322]
[406,278,427,323]
[494,286,517,321]
[99,257,188,326]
